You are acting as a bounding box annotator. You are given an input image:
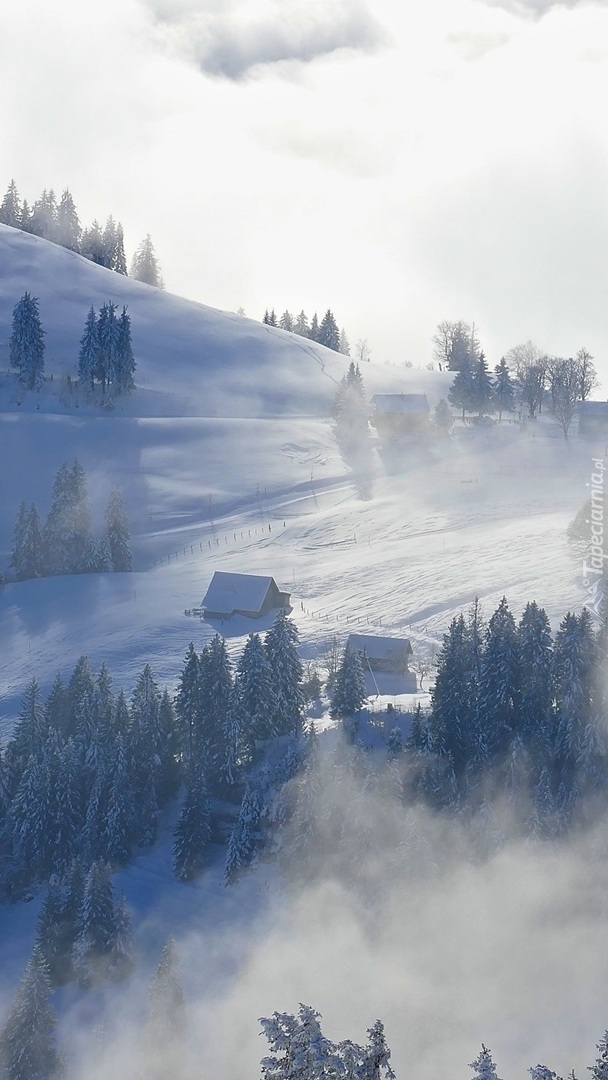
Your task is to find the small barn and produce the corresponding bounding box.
[579,401,608,437]
[371,394,430,436]
[202,572,291,620]
[346,633,413,676]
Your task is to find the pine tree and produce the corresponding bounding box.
[516,602,553,745]
[77,306,99,395]
[19,199,32,232]
[52,739,83,872]
[330,645,367,721]
[264,611,305,738]
[295,310,309,337]
[44,460,95,576]
[5,676,48,784]
[0,179,21,227]
[131,234,163,287]
[233,633,277,756]
[433,398,454,434]
[113,306,136,394]
[35,881,70,986]
[72,861,118,986]
[469,1044,503,1080]
[0,946,62,1080]
[29,189,57,241]
[81,219,105,264]
[494,358,516,420]
[101,734,134,865]
[113,223,127,274]
[309,312,320,341]
[144,938,186,1080]
[96,301,118,394]
[55,189,81,251]
[175,642,202,766]
[9,292,45,390]
[476,597,519,760]
[279,310,293,331]
[318,309,341,351]
[589,1031,608,1080]
[10,502,43,580]
[339,327,350,356]
[108,893,133,982]
[224,781,263,884]
[173,767,211,881]
[67,654,97,745]
[105,487,132,571]
[199,634,235,787]
[448,358,476,421]
[359,1019,396,1080]
[471,352,494,416]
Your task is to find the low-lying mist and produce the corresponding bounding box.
[58,737,608,1079]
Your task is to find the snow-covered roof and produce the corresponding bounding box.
[371,394,430,415]
[346,634,413,661]
[202,571,281,613]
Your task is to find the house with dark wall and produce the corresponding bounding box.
[202,571,291,619]
[371,394,430,436]
[346,633,413,677]
[579,401,608,437]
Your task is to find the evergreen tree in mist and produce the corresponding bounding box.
[173,766,211,881]
[105,486,132,571]
[494,357,516,420]
[0,179,21,227]
[0,946,62,1080]
[77,306,98,394]
[224,780,263,884]
[131,233,163,287]
[9,291,45,390]
[55,188,81,251]
[318,308,341,351]
[144,937,186,1080]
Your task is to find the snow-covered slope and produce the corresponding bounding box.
[0,225,605,1080]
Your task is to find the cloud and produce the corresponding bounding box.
[482,0,608,16]
[145,0,388,79]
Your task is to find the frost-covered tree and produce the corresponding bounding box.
[224,780,263,884]
[471,352,494,416]
[173,767,211,881]
[476,597,519,759]
[339,327,350,356]
[0,179,21,227]
[199,634,235,785]
[589,1030,608,1080]
[469,1044,503,1080]
[11,502,44,580]
[0,946,62,1080]
[448,358,476,420]
[359,1019,396,1080]
[44,460,95,576]
[265,611,304,738]
[29,189,57,241]
[493,358,516,420]
[55,188,81,251]
[77,306,98,394]
[81,219,106,264]
[131,234,163,287]
[113,306,136,393]
[101,734,134,865]
[330,645,366,728]
[279,310,293,331]
[96,300,118,394]
[175,642,202,766]
[9,292,45,390]
[108,893,133,982]
[5,676,48,785]
[72,861,120,986]
[318,309,341,352]
[295,310,309,337]
[144,937,186,1080]
[105,487,132,572]
[433,398,454,434]
[234,633,277,756]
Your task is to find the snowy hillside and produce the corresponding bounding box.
[0,225,605,1080]
[0,226,596,722]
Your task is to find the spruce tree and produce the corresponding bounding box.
[199,634,234,786]
[96,301,118,394]
[113,306,135,394]
[330,645,367,721]
[448,358,476,421]
[175,642,202,766]
[105,487,132,571]
[30,189,57,240]
[224,781,263,884]
[55,189,81,251]
[131,234,163,287]
[318,309,341,351]
[494,358,516,420]
[476,597,519,761]
[10,502,43,580]
[0,179,21,227]
[359,1019,396,1080]
[72,861,118,986]
[233,633,277,757]
[469,1044,503,1080]
[173,767,211,881]
[144,938,186,1080]
[0,946,62,1080]
[470,352,494,416]
[264,611,305,738]
[9,292,45,390]
[77,306,99,395]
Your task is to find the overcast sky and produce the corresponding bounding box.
[2,0,608,376]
